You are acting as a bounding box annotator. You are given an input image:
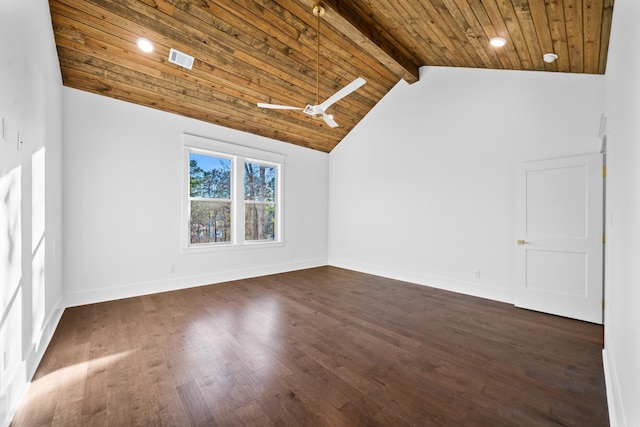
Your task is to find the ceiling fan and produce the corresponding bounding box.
[257,3,366,128]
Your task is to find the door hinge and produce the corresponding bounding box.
[603,166,607,177]
[602,300,605,310]
[603,233,606,244]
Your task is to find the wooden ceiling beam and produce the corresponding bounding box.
[320,0,420,84]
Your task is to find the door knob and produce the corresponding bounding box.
[517,239,530,245]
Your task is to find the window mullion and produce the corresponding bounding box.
[232,157,245,244]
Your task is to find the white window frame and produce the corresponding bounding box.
[182,133,285,252]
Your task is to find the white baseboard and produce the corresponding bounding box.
[329,257,513,304]
[1,298,64,427]
[63,258,327,308]
[603,348,624,427]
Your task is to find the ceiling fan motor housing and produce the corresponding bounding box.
[303,105,324,119]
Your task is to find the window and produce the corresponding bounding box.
[189,153,232,244]
[244,162,277,241]
[182,134,284,250]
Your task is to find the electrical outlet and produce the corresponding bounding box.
[169,265,175,274]
[474,270,481,279]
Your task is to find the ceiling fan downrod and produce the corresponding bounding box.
[312,3,325,118]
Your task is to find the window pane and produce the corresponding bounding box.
[190,200,231,244]
[190,153,231,199]
[244,163,276,202]
[245,203,275,241]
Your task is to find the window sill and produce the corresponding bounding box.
[181,241,285,254]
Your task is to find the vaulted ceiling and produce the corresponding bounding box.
[49,0,614,152]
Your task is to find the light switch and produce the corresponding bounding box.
[1,118,7,141]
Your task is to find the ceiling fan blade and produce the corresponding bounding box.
[321,112,338,128]
[257,102,303,110]
[319,77,366,111]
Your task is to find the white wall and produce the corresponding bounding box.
[602,0,640,425]
[62,88,328,306]
[0,1,64,425]
[329,66,605,303]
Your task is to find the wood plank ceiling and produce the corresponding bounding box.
[49,0,614,152]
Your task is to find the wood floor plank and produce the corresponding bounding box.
[176,380,217,427]
[11,266,608,426]
[246,369,308,426]
[234,400,274,426]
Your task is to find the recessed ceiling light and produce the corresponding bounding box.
[543,53,559,63]
[136,38,154,53]
[490,37,507,47]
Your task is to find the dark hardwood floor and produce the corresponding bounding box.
[11,267,608,426]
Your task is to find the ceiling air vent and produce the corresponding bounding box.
[168,48,194,69]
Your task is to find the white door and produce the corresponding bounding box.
[515,153,603,324]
